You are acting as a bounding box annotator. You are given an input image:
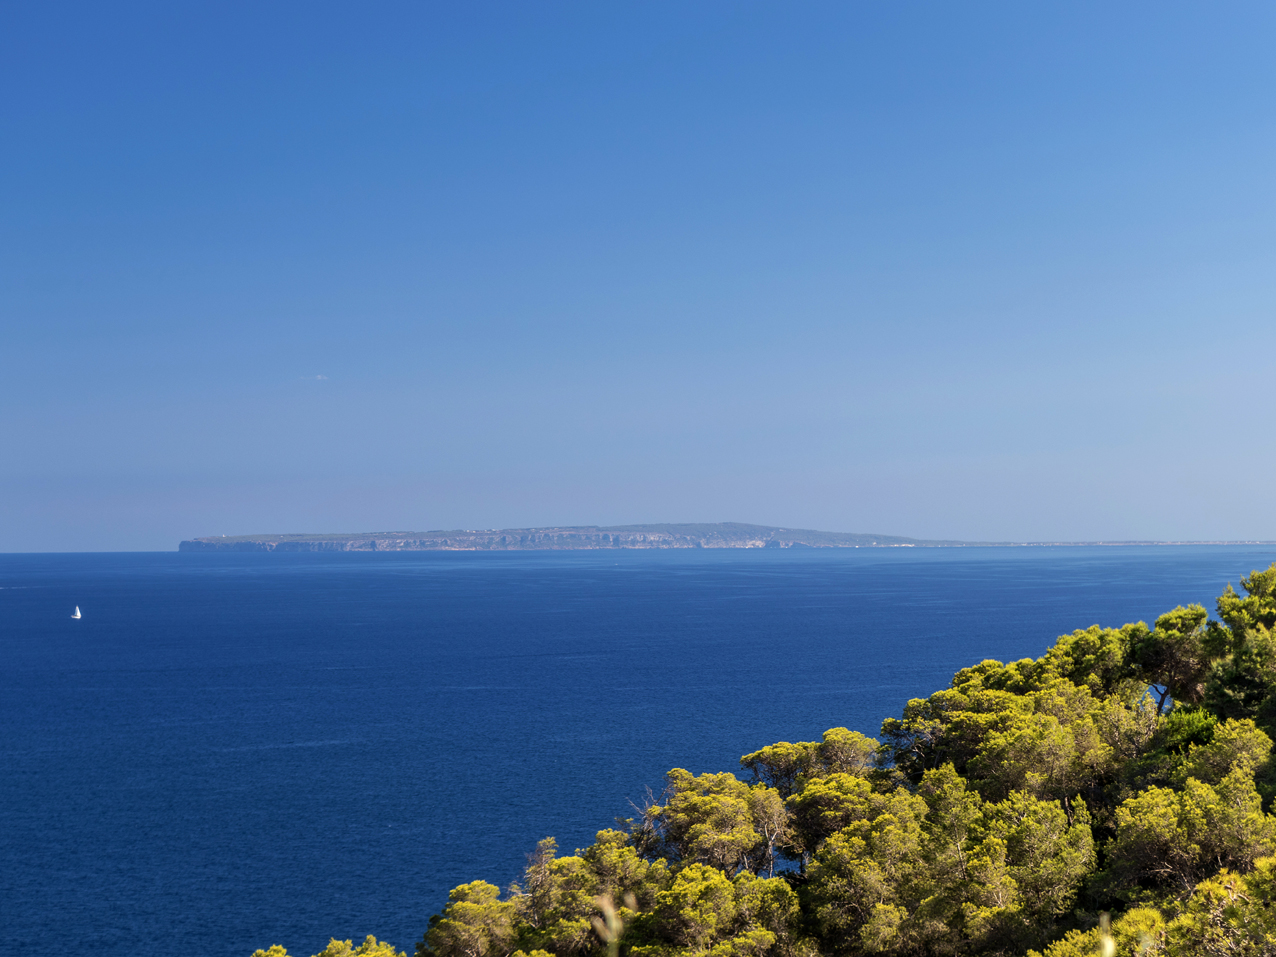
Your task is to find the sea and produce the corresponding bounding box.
[2,545,1274,957]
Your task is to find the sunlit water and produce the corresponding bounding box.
[3,545,1274,956]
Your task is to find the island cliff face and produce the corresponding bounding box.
[179,522,956,552]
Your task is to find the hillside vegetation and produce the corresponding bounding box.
[255,564,1276,957]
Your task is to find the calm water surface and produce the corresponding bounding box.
[3,546,1274,956]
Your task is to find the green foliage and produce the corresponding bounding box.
[740,741,818,798]
[804,792,926,952]
[507,832,673,956]
[646,863,737,950]
[1029,907,1165,957]
[740,729,878,800]
[1154,706,1218,756]
[645,770,780,874]
[788,773,888,857]
[628,865,802,957]
[1128,605,1215,711]
[315,939,407,957]
[1036,624,1144,698]
[272,563,1276,957]
[252,939,406,957]
[1204,566,1276,725]
[1174,718,1272,785]
[1163,856,1276,955]
[420,881,518,957]
[1104,765,1276,898]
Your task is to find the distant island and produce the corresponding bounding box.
[178,524,1275,552]
[178,522,964,552]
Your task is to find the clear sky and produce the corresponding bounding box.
[3,2,1275,551]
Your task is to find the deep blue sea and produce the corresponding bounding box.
[3,546,1275,956]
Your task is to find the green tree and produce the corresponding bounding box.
[705,927,775,957]
[647,770,763,873]
[1176,717,1272,785]
[728,872,801,957]
[787,773,882,858]
[639,863,738,953]
[253,940,407,957]
[740,742,818,798]
[1034,623,1144,698]
[958,791,1093,951]
[1105,767,1276,897]
[581,830,671,909]
[906,764,982,950]
[804,790,927,953]
[813,729,878,778]
[512,832,672,955]
[1128,605,1215,711]
[1164,856,1276,955]
[880,679,1046,789]
[1204,565,1276,724]
[1091,687,1159,771]
[1029,908,1165,957]
[740,729,877,799]
[968,709,1089,801]
[746,786,791,876]
[421,882,517,957]
[982,792,1093,923]
[314,939,407,957]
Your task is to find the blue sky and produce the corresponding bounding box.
[3,2,1275,550]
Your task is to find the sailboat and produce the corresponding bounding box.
[71,606,81,619]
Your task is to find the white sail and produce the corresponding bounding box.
[72,606,81,619]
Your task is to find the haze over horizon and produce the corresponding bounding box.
[4,2,1276,552]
